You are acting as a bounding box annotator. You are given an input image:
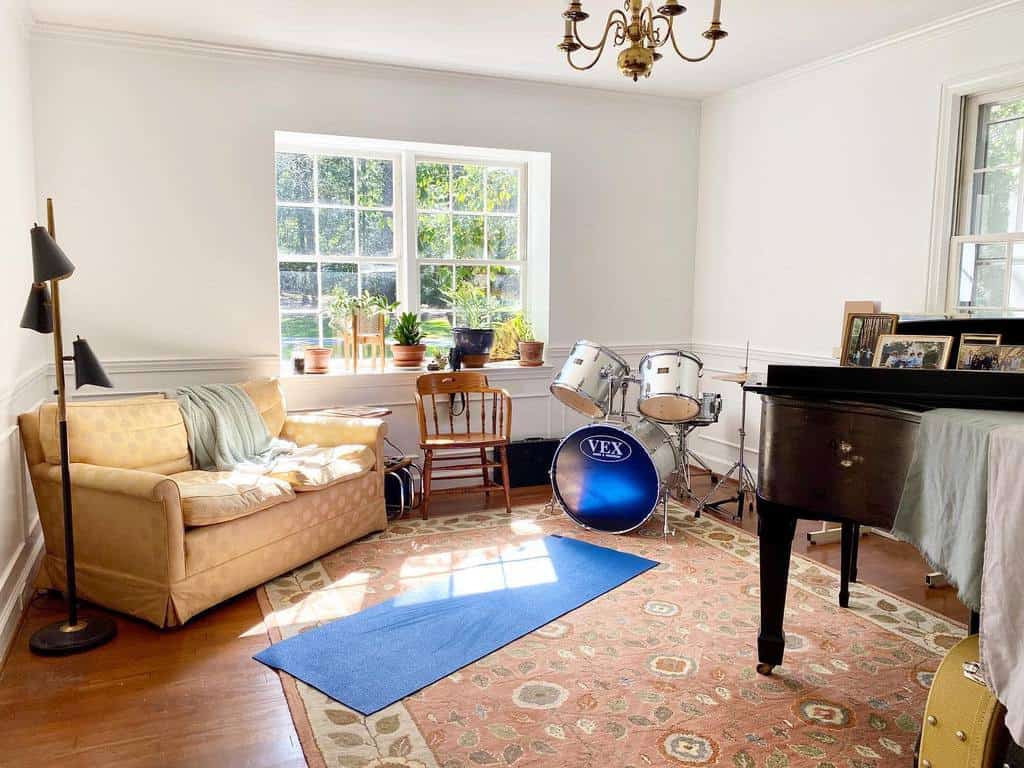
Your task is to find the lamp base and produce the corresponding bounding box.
[29,614,117,656]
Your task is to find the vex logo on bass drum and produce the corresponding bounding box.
[580,435,632,463]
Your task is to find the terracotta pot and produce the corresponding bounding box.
[304,346,332,374]
[518,340,545,367]
[391,344,426,368]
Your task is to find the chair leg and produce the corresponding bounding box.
[480,447,491,498]
[498,444,512,515]
[422,450,432,520]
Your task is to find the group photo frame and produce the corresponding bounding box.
[872,334,954,370]
[957,343,1024,372]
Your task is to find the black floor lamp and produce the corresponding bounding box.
[19,198,118,655]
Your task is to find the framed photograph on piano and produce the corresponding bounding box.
[840,313,899,367]
[958,343,1024,372]
[872,334,953,370]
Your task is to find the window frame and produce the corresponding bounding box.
[404,153,529,331]
[946,84,1024,315]
[276,146,404,354]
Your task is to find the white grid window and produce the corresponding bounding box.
[948,87,1024,316]
[276,151,399,361]
[414,160,526,336]
[276,146,529,359]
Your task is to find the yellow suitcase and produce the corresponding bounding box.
[918,634,1009,768]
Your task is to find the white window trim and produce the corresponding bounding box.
[275,133,545,361]
[927,61,1024,313]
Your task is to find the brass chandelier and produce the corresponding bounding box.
[558,0,727,81]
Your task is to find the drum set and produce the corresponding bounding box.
[547,339,755,536]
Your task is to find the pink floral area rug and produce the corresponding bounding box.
[256,502,964,768]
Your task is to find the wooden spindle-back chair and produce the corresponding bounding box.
[414,372,513,519]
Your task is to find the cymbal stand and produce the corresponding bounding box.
[673,422,718,513]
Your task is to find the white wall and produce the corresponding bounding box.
[0,0,46,660]
[30,28,700,361]
[691,3,1024,474]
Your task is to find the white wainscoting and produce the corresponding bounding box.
[0,364,48,662]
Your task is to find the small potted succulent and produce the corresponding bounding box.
[443,283,503,368]
[513,315,544,366]
[391,312,426,368]
[426,345,448,371]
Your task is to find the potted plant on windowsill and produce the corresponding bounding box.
[513,315,544,366]
[392,312,426,368]
[443,283,503,368]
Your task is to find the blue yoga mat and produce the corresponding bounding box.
[254,534,658,714]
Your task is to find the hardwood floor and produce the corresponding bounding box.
[0,479,968,767]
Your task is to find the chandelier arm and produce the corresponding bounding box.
[571,9,628,51]
[649,14,672,47]
[666,21,718,62]
[565,46,607,72]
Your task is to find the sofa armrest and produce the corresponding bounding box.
[281,414,388,470]
[32,463,186,584]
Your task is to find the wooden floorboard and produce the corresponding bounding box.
[0,480,969,767]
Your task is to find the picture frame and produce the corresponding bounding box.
[960,333,1002,346]
[840,313,899,368]
[872,334,954,370]
[957,343,1024,372]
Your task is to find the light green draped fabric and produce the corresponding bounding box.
[892,408,1024,611]
[174,384,293,471]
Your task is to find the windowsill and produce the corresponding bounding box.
[279,358,553,382]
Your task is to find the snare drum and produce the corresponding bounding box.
[637,350,703,423]
[693,393,722,425]
[550,340,630,419]
[551,418,678,534]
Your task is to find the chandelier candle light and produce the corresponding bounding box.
[558,0,727,81]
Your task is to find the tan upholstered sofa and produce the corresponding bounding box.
[18,378,388,627]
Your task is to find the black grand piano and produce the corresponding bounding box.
[747,318,1024,675]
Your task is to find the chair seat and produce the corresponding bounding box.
[421,432,508,448]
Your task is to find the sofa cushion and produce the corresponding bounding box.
[241,378,286,438]
[170,469,296,527]
[39,397,191,475]
[269,444,375,491]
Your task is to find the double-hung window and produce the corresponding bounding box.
[948,87,1024,316]
[276,140,528,362]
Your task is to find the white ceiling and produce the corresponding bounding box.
[30,0,1006,97]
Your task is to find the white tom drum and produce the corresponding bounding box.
[550,340,630,419]
[637,350,703,423]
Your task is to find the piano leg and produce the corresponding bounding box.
[756,499,797,675]
[850,523,860,583]
[839,524,856,606]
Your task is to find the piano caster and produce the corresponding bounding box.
[756,663,775,676]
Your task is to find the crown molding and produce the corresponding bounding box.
[716,0,1024,100]
[28,21,701,108]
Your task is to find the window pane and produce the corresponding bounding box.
[1011,243,1024,308]
[979,118,1024,169]
[971,169,1020,234]
[490,265,521,310]
[418,213,450,259]
[276,153,313,202]
[358,158,394,207]
[321,262,357,303]
[455,265,487,291]
[419,264,453,308]
[279,262,317,309]
[958,243,978,307]
[452,164,484,212]
[986,99,1024,123]
[486,168,519,213]
[416,162,450,210]
[359,210,394,258]
[487,216,518,260]
[453,215,484,259]
[361,263,397,304]
[321,315,343,356]
[420,310,454,343]
[277,207,315,255]
[318,156,354,205]
[971,243,1007,307]
[281,314,319,361]
[319,208,355,257]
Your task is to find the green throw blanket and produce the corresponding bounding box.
[174,384,294,471]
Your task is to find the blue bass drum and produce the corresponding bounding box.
[551,419,678,534]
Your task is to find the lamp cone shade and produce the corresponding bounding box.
[72,338,113,389]
[30,225,75,282]
[20,283,53,334]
